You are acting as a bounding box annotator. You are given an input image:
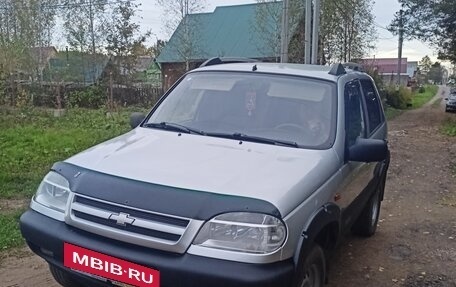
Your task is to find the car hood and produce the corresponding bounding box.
[66,127,340,216]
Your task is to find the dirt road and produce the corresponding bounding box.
[1,87,455,287]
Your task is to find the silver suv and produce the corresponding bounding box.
[20,59,389,287]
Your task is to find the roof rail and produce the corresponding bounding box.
[199,57,259,68]
[343,62,364,72]
[328,63,347,76]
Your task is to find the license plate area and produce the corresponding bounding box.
[64,243,160,287]
[72,270,135,287]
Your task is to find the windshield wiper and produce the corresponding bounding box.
[205,132,299,148]
[143,122,205,135]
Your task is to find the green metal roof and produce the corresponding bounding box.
[157,2,282,63]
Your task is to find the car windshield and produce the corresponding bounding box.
[146,72,336,149]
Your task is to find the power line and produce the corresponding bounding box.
[0,0,132,11]
[378,36,395,40]
[373,22,390,31]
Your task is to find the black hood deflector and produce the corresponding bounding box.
[52,162,281,220]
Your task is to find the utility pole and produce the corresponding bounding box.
[311,0,321,64]
[397,9,404,86]
[39,0,44,83]
[280,0,290,63]
[89,0,96,83]
[304,0,312,64]
[89,0,96,55]
[184,0,190,71]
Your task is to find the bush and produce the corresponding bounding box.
[382,85,412,109]
[418,86,426,93]
[66,85,106,108]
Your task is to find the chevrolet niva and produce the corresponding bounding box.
[20,59,390,287]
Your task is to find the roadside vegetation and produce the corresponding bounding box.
[382,85,438,120]
[0,107,139,249]
[411,85,439,109]
[384,107,403,120]
[442,117,456,137]
[0,210,24,250]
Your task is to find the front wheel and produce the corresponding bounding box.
[352,183,382,237]
[295,244,326,287]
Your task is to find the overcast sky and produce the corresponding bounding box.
[137,0,438,63]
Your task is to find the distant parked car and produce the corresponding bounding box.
[445,94,456,113]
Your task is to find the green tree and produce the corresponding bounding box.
[0,0,58,104]
[418,55,432,75]
[60,0,109,55]
[389,0,456,64]
[151,39,167,58]
[105,0,150,85]
[253,0,304,63]
[321,0,377,63]
[428,62,444,84]
[157,0,206,71]
[254,0,377,64]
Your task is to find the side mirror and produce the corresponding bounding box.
[348,138,388,162]
[130,112,146,129]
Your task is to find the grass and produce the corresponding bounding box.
[382,85,437,120]
[441,117,456,137]
[0,107,137,199]
[411,85,439,109]
[0,210,26,250]
[0,106,143,250]
[385,106,403,120]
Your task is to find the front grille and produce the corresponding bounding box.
[74,196,189,228]
[67,194,203,253]
[73,210,181,242]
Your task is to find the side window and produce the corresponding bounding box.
[345,81,366,147]
[360,79,383,133]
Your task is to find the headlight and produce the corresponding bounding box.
[193,212,286,254]
[34,171,70,213]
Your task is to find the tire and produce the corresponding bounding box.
[49,265,84,287]
[352,182,382,237]
[294,244,326,287]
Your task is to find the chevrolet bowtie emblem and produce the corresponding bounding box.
[109,212,135,226]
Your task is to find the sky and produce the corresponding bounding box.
[137,0,439,63]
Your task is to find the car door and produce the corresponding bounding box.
[338,80,377,229]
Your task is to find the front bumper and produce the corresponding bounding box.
[446,103,456,111]
[20,210,294,287]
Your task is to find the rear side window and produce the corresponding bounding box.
[345,81,366,147]
[360,79,382,133]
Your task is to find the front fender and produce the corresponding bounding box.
[293,203,341,266]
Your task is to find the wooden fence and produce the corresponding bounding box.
[1,81,164,108]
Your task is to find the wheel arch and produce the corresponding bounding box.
[374,148,390,201]
[293,203,341,266]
